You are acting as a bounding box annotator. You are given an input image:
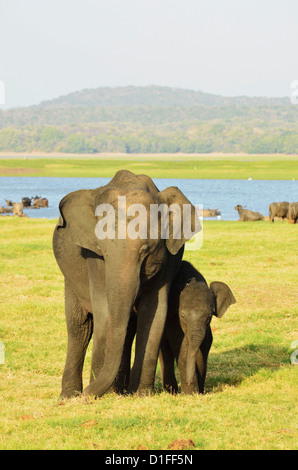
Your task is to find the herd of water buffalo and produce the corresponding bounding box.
[0,196,297,223]
[190,201,298,223]
[235,201,298,223]
[0,196,49,217]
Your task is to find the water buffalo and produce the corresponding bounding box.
[269,202,289,223]
[202,208,221,218]
[0,206,13,214]
[288,202,298,224]
[22,197,32,207]
[13,203,24,216]
[235,205,265,221]
[33,197,49,208]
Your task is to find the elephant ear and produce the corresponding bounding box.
[157,187,201,255]
[56,189,102,255]
[210,281,236,318]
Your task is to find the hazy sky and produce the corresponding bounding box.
[1,0,298,108]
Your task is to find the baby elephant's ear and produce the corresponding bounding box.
[210,282,236,318]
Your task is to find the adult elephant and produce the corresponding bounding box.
[53,170,200,398]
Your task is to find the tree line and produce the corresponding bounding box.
[0,86,297,154]
[0,121,297,154]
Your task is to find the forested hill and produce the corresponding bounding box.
[38,86,289,108]
[0,86,297,154]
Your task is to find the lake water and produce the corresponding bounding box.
[0,176,297,221]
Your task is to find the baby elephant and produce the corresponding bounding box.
[159,261,236,395]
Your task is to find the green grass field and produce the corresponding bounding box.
[0,154,298,179]
[0,217,297,450]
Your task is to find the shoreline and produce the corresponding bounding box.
[0,153,297,179]
[0,152,298,160]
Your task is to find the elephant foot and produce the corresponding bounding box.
[59,388,82,400]
[128,386,155,397]
[180,383,200,395]
[164,384,179,395]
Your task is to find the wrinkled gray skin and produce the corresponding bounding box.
[235,204,264,221]
[53,170,199,398]
[269,201,289,223]
[287,202,298,223]
[159,261,236,394]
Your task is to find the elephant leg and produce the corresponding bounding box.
[128,283,169,395]
[197,326,213,394]
[159,334,178,394]
[115,313,137,394]
[196,350,206,394]
[61,280,93,398]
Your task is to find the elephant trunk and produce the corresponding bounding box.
[186,332,204,385]
[85,256,140,397]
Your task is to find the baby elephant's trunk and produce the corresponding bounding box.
[186,332,204,385]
